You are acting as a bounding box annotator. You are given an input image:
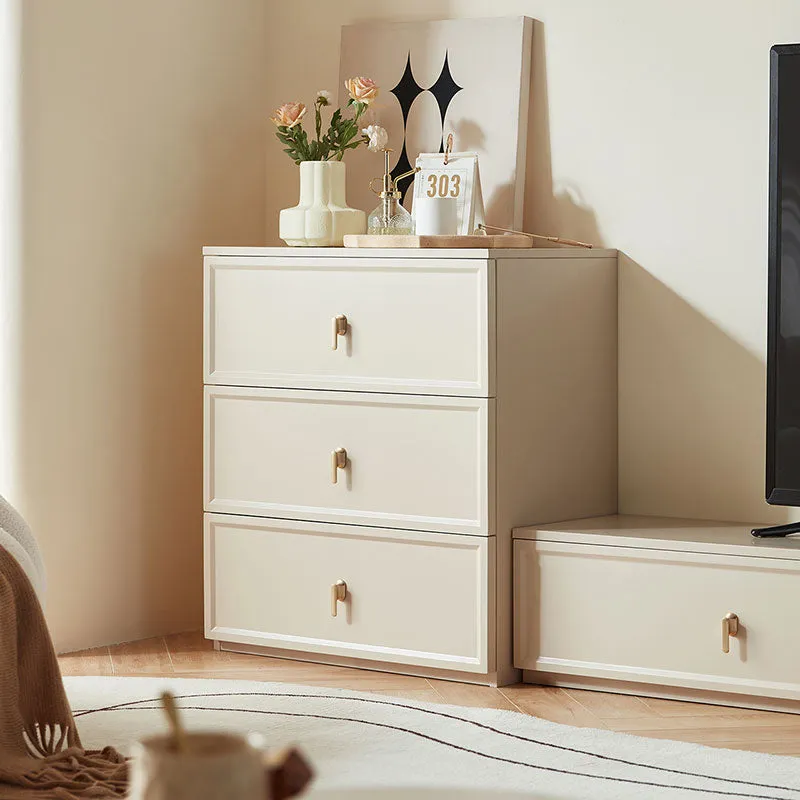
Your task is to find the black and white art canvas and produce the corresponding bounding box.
[339,17,532,228]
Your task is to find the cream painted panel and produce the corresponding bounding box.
[205,514,492,672]
[205,386,493,535]
[204,257,494,396]
[515,540,800,698]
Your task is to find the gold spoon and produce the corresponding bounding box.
[160,691,188,753]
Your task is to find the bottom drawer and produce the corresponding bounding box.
[514,539,800,699]
[205,514,493,673]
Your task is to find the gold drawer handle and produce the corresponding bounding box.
[331,314,348,350]
[722,612,739,653]
[331,447,348,484]
[331,579,347,616]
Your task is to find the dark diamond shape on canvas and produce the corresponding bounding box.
[428,52,463,130]
[391,53,425,125]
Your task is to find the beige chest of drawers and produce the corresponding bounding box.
[514,516,800,708]
[203,246,617,686]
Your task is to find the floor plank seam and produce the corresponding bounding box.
[422,679,447,704]
[496,688,530,717]
[560,693,610,729]
[163,636,176,671]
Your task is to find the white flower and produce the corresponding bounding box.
[316,89,332,105]
[363,124,389,153]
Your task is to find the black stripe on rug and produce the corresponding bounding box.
[71,691,800,799]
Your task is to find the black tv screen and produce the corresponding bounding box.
[767,44,800,506]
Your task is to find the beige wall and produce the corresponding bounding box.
[265,0,800,526]
[8,0,267,652]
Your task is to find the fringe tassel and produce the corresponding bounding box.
[23,722,74,758]
[2,743,128,796]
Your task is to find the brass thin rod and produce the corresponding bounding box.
[478,223,593,249]
[444,133,454,165]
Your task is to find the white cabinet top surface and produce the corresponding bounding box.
[203,245,617,259]
[514,514,800,560]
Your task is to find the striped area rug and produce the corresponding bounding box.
[65,677,800,800]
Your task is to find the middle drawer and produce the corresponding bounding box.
[204,386,494,535]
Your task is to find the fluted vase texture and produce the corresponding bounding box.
[279,160,366,247]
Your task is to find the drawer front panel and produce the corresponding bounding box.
[514,540,800,697]
[205,387,493,535]
[204,257,494,396]
[205,515,493,672]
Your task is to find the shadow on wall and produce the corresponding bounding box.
[619,253,784,525]
[522,19,604,247]
[523,19,774,523]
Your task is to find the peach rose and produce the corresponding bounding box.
[345,76,379,105]
[271,102,307,129]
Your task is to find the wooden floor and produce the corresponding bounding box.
[58,631,800,757]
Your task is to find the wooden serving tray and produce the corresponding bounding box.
[343,234,531,249]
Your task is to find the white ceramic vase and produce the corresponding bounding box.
[279,160,366,247]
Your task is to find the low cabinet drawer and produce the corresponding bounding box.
[514,540,800,699]
[204,386,493,535]
[204,256,494,396]
[205,514,493,673]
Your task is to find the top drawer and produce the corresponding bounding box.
[204,257,494,396]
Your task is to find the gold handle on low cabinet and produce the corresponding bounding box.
[331,580,347,616]
[331,447,348,484]
[331,314,348,350]
[722,612,739,654]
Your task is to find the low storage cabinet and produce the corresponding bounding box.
[514,515,800,708]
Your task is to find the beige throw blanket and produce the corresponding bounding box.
[0,546,127,798]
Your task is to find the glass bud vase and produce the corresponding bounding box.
[367,193,413,235]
